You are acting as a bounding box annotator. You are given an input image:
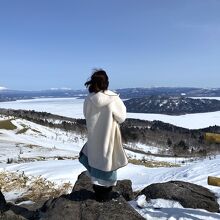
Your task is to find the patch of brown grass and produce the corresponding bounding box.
[0,172,28,191]
[0,120,17,130]
[0,171,73,203]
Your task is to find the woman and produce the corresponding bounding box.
[79,69,128,202]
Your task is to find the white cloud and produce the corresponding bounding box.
[0,86,7,90]
[50,87,72,91]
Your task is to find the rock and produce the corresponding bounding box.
[0,210,27,220]
[114,179,134,201]
[40,195,143,220]
[139,180,220,213]
[0,172,141,220]
[72,171,134,201]
[0,191,39,220]
[39,171,144,220]
[0,191,7,212]
[7,203,39,220]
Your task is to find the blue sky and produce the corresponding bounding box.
[0,0,220,90]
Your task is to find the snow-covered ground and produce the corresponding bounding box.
[0,116,192,166]
[0,157,220,219]
[1,97,220,129]
[125,149,199,166]
[0,117,86,163]
[1,97,220,219]
[0,97,84,119]
[125,142,160,154]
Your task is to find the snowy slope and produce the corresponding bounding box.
[0,116,86,163]
[0,116,192,166]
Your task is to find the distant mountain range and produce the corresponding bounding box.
[0,87,220,102]
[0,89,86,102]
[117,87,220,98]
[124,96,220,115]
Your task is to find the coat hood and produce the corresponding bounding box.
[89,90,119,108]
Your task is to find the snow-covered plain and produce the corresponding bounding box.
[0,97,84,119]
[1,97,220,129]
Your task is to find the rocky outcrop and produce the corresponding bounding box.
[1,175,220,219]
[139,180,220,213]
[71,172,134,201]
[39,172,142,220]
[0,172,143,220]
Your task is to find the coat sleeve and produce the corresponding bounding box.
[111,96,127,124]
[83,97,88,119]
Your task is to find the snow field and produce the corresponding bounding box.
[1,97,220,128]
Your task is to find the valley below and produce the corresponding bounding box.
[0,96,220,219]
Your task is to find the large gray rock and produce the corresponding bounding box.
[139,180,220,212]
[0,202,38,220]
[0,210,26,220]
[0,191,7,212]
[72,171,134,201]
[39,171,143,220]
[1,190,36,220]
[114,179,134,201]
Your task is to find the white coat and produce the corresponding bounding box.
[82,90,128,172]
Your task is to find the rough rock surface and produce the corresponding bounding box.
[2,175,219,219]
[139,180,220,213]
[39,172,143,220]
[0,172,143,220]
[72,172,134,201]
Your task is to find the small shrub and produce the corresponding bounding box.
[0,120,17,130]
[7,158,13,164]
[16,128,29,134]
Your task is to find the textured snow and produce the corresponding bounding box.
[0,117,85,163]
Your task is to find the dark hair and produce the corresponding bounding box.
[84,69,109,93]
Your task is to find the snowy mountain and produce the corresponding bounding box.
[0,89,86,102]
[124,96,220,115]
[117,87,220,98]
[1,87,220,102]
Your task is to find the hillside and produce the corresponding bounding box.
[1,110,220,219]
[124,96,220,115]
[1,109,220,158]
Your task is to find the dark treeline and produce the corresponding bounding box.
[121,119,220,157]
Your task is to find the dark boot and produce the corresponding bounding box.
[93,184,113,202]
